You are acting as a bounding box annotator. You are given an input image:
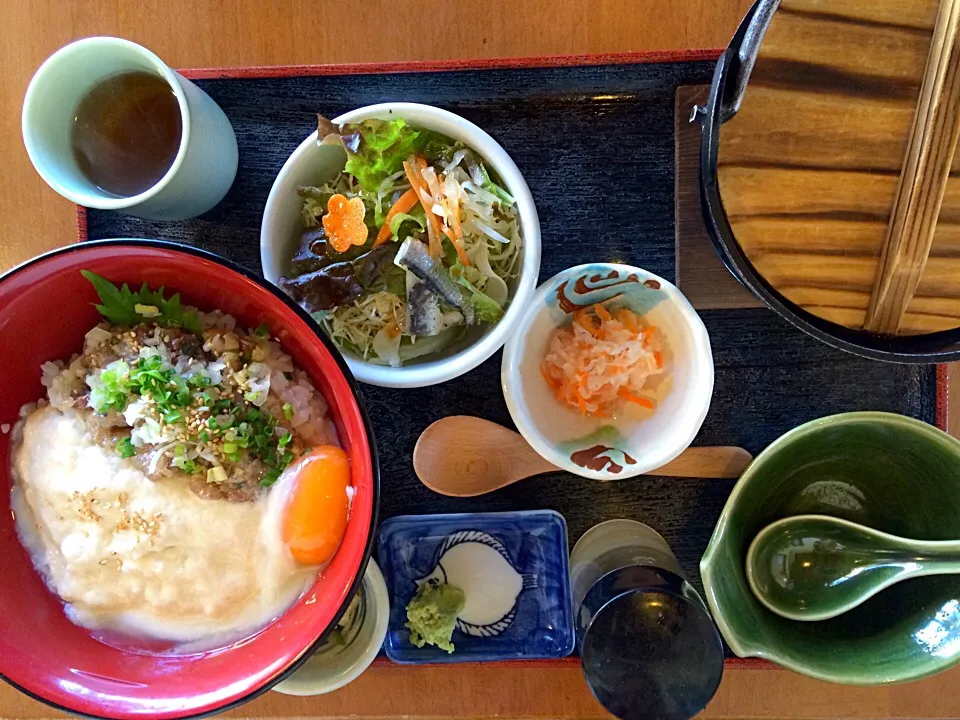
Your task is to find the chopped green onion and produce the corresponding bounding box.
[207,465,228,484]
[278,432,292,448]
[479,164,516,207]
[222,442,238,454]
[199,430,210,442]
[171,375,190,404]
[90,360,132,413]
[172,455,198,474]
[174,444,186,456]
[282,402,293,420]
[163,410,183,424]
[255,323,270,337]
[115,437,135,458]
[260,469,280,487]
[138,354,162,372]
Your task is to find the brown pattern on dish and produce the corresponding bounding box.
[555,272,647,314]
[570,445,638,474]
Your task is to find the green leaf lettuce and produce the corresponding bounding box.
[341,118,421,192]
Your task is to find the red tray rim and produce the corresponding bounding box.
[174,48,725,81]
[73,48,950,672]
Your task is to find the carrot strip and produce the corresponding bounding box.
[618,388,656,409]
[643,326,657,342]
[654,351,663,369]
[403,160,430,210]
[540,362,561,389]
[448,232,470,266]
[594,303,612,322]
[404,159,443,258]
[577,373,589,415]
[374,188,418,247]
[575,310,600,338]
[447,202,470,265]
[449,192,464,240]
[617,308,641,334]
[417,157,469,266]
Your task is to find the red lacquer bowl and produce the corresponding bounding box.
[0,240,379,719]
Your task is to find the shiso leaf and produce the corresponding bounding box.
[81,270,203,333]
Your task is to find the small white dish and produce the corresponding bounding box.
[22,37,237,221]
[501,263,714,480]
[260,102,541,388]
[272,559,389,696]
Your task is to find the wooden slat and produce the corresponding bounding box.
[781,0,939,30]
[720,166,900,219]
[717,87,918,172]
[757,7,934,85]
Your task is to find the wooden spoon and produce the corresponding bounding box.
[413,416,753,497]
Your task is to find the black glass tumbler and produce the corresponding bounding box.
[570,520,724,720]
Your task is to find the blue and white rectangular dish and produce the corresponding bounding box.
[377,509,575,663]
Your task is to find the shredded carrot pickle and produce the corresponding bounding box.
[540,303,666,417]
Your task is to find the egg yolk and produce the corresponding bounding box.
[282,445,351,566]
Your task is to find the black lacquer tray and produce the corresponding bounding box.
[79,51,944,630]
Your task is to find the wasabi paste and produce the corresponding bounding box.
[405,579,465,653]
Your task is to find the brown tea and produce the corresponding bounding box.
[70,71,182,197]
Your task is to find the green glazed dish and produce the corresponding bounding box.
[701,412,960,685]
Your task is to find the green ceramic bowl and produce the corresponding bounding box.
[701,412,960,685]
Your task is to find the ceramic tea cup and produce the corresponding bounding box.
[22,37,238,220]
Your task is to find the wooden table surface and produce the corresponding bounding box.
[3,1,960,719]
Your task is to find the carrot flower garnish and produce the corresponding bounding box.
[323,194,369,253]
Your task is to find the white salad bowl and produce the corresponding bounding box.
[501,263,714,480]
[260,102,541,388]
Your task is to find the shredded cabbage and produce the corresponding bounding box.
[321,291,405,360]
